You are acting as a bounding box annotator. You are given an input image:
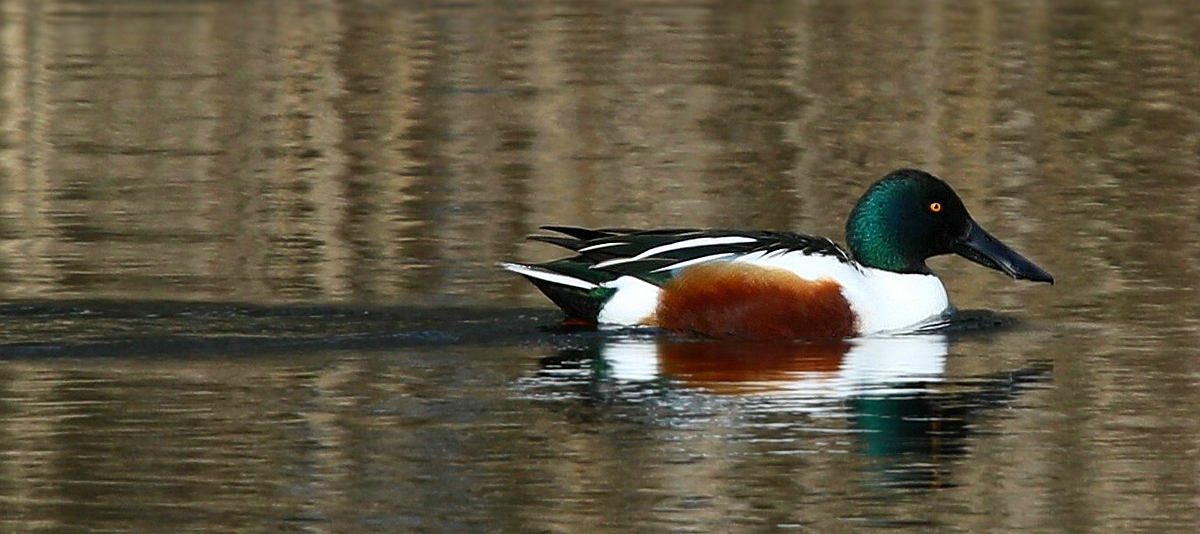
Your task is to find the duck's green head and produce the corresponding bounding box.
[845,169,1054,283]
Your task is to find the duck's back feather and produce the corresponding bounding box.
[529,226,852,280]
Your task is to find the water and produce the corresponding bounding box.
[1,1,1199,532]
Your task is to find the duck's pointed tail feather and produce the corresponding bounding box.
[501,262,617,321]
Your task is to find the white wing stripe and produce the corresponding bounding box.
[593,236,757,268]
[578,242,624,252]
[650,253,734,272]
[500,263,597,289]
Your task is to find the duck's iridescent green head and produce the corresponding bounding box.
[846,169,1054,283]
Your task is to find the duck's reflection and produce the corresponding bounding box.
[647,335,946,399]
[527,332,1049,490]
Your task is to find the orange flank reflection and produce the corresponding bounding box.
[656,339,852,395]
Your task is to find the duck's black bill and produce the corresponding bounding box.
[952,221,1054,284]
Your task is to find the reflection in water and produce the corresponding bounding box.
[611,335,946,401]
[521,332,1050,491]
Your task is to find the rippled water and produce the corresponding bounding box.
[1,1,1199,532]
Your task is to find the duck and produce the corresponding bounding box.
[502,169,1053,340]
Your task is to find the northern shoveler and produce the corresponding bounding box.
[503,169,1054,340]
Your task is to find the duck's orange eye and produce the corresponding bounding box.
[929,202,942,213]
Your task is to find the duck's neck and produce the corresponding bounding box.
[845,202,930,275]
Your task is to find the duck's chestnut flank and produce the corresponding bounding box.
[652,263,858,340]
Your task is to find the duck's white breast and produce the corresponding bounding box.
[842,268,950,334]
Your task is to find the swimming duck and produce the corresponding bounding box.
[503,169,1053,340]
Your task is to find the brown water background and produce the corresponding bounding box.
[1,1,1198,532]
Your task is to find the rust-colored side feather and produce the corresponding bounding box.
[654,263,858,340]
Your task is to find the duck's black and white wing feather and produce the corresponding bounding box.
[523,226,852,281]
